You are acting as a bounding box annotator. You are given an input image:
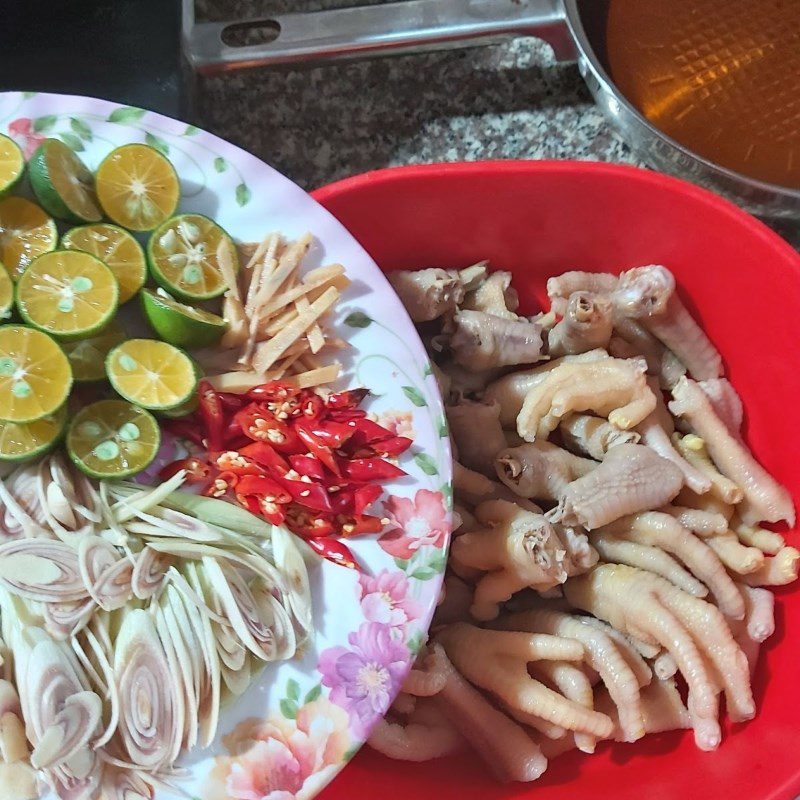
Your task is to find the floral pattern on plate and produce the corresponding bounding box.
[0,91,452,800]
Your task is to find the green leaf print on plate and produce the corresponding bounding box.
[402,386,426,407]
[107,106,146,124]
[414,452,438,476]
[58,132,84,152]
[145,132,169,156]
[70,117,92,141]
[33,114,57,133]
[344,311,372,328]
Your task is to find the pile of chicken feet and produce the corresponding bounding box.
[368,263,797,781]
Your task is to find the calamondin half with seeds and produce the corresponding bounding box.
[147,213,236,301]
[0,196,58,279]
[0,326,72,423]
[16,249,119,340]
[61,222,147,303]
[95,143,180,231]
[66,399,160,478]
[106,339,199,411]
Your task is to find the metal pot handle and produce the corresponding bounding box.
[183,0,577,74]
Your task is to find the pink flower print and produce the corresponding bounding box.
[7,118,45,159]
[375,409,414,440]
[357,569,422,627]
[318,622,409,738]
[379,489,449,560]
[206,697,350,800]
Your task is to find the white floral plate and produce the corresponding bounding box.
[0,92,452,800]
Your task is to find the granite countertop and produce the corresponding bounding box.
[195,1,799,245]
[196,1,640,191]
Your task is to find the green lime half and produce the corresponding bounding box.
[66,399,160,479]
[62,319,126,382]
[62,223,147,304]
[0,197,58,280]
[95,143,180,232]
[0,405,67,461]
[147,214,236,301]
[0,135,24,198]
[28,139,101,223]
[16,250,119,340]
[0,325,72,423]
[140,288,227,348]
[106,338,198,411]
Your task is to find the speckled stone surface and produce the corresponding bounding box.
[192,1,800,246]
[194,1,640,191]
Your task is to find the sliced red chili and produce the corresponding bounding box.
[198,380,225,452]
[306,536,361,570]
[203,470,239,498]
[235,474,291,503]
[276,476,334,513]
[326,408,368,423]
[236,493,263,517]
[326,388,369,410]
[328,484,381,516]
[288,454,327,481]
[294,424,338,475]
[247,380,302,403]
[372,435,413,457]
[236,404,303,453]
[254,497,287,525]
[162,418,205,448]
[329,485,355,515]
[299,393,325,420]
[284,509,336,539]
[353,483,383,514]
[339,457,407,482]
[215,451,266,476]
[239,442,290,474]
[347,418,396,446]
[217,392,247,412]
[338,513,384,536]
[158,457,212,483]
[295,420,354,475]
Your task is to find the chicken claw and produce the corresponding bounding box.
[450,310,544,372]
[564,564,754,750]
[495,608,651,742]
[670,377,794,525]
[452,500,594,620]
[368,697,464,761]
[547,292,613,358]
[495,440,595,503]
[554,445,683,530]
[613,265,723,380]
[598,512,745,619]
[437,623,614,739]
[517,357,656,440]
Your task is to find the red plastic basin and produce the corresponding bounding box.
[312,161,800,800]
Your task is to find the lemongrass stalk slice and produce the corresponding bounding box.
[271,525,313,634]
[113,609,181,771]
[110,471,187,524]
[131,547,170,600]
[0,540,87,603]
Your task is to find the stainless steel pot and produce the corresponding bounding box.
[182,0,800,219]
